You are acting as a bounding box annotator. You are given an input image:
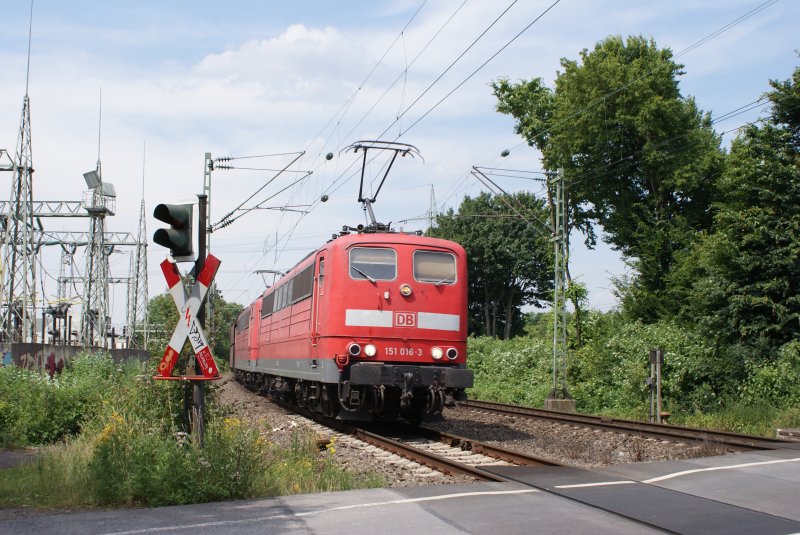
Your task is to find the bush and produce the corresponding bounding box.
[1,418,383,508]
[467,311,799,436]
[467,336,552,406]
[88,414,272,506]
[738,341,800,407]
[0,353,384,508]
[570,314,721,416]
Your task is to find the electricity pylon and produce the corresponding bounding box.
[126,197,148,349]
[1,70,37,343]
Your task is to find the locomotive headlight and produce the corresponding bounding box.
[348,343,362,357]
[431,346,443,360]
[399,283,413,296]
[446,347,459,360]
[364,344,377,357]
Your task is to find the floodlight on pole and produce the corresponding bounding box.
[83,170,101,189]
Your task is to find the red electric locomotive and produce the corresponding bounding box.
[230,141,473,422]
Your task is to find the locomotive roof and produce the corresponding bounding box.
[259,231,464,299]
[327,231,464,249]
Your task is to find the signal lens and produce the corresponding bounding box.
[446,347,458,360]
[399,284,413,296]
[431,346,443,360]
[364,344,377,357]
[348,343,361,357]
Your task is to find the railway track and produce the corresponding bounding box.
[285,402,562,482]
[346,426,562,481]
[461,399,799,451]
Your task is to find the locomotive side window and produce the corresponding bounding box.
[413,250,456,284]
[277,284,283,311]
[349,247,396,281]
[235,309,251,331]
[261,293,274,318]
[274,280,294,312]
[291,265,314,303]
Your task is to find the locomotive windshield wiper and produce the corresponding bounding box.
[351,266,376,284]
[433,274,454,286]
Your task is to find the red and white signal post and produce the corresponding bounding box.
[154,254,221,380]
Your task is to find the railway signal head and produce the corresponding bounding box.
[153,203,194,261]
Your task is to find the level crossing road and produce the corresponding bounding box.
[2,448,799,535]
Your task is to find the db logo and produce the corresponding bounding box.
[395,312,416,327]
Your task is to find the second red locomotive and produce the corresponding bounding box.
[231,230,473,422]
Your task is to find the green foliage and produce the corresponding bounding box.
[494,35,724,321]
[209,289,244,361]
[0,354,383,509]
[671,65,800,356]
[570,314,721,416]
[680,400,800,437]
[467,335,553,405]
[0,353,144,447]
[87,414,272,506]
[489,42,800,434]
[146,292,177,356]
[739,342,800,407]
[492,77,554,153]
[265,434,383,495]
[431,192,553,338]
[470,311,800,436]
[0,439,96,508]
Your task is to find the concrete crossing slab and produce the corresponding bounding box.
[486,463,800,534]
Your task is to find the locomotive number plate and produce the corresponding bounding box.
[384,347,423,357]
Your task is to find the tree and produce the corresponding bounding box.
[431,192,553,339]
[672,64,800,359]
[494,35,724,321]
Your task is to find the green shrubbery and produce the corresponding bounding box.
[0,353,382,508]
[467,336,552,405]
[0,353,133,446]
[469,311,800,435]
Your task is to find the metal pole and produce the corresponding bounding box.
[191,194,207,447]
[649,349,656,423]
[203,154,213,346]
[656,348,663,423]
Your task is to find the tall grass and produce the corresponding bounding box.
[0,425,383,508]
[0,353,384,508]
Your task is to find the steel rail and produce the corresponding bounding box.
[350,427,510,482]
[412,426,562,467]
[462,399,799,451]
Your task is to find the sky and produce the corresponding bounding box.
[0,0,798,332]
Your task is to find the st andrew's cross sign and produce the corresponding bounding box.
[154,254,221,380]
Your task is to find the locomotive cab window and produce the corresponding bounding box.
[414,250,456,284]
[349,247,396,281]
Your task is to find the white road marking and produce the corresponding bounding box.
[642,456,800,483]
[101,514,295,535]
[555,480,636,489]
[295,488,539,517]
[553,456,800,489]
[100,489,539,534]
